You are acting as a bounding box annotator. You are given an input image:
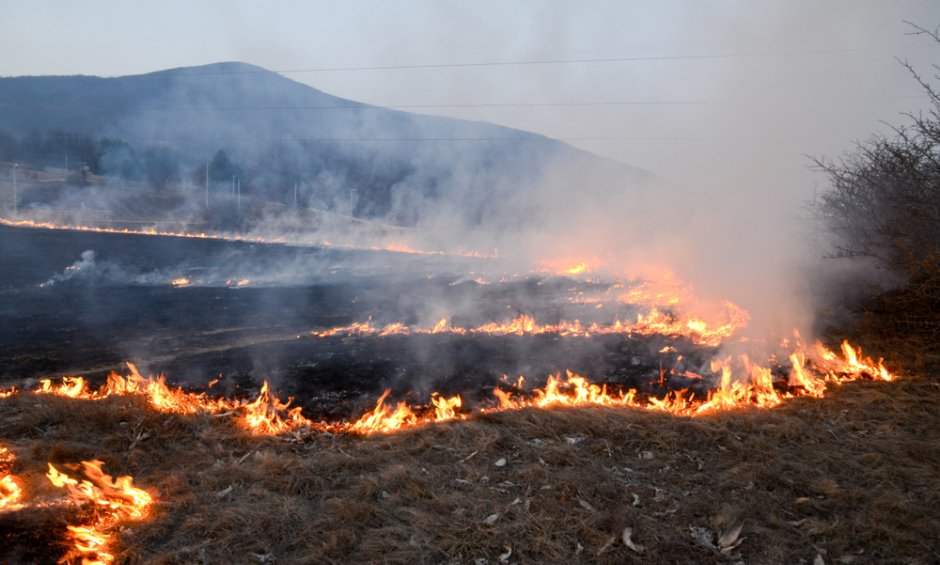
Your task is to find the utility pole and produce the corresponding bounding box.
[204,161,209,209]
[236,178,241,211]
[232,175,236,198]
[12,163,18,216]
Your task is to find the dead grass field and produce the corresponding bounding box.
[1,368,938,564]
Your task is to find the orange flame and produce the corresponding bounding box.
[491,339,893,417]
[0,217,491,258]
[349,390,419,433]
[312,307,748,346]
[37,376,90,398]
[34,363,315,435]
[26,336,895,438]
[0,445,22,511]
[239,381,314,435]
[349,390,465,434]
[47,460,153,565]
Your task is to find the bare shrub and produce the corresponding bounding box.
[812,24,940,351]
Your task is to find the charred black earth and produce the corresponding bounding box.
[0,225,714,419]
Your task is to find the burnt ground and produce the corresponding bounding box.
[0,224,713,419]
[1,225,939,564]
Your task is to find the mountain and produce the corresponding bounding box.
[0,62,658,230]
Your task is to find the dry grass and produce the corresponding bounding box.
[1,373,939,565]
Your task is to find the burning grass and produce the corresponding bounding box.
[0,343,932,564]
[0,373,937,563]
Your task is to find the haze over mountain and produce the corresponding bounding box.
[0,62,658,236]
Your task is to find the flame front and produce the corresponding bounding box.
[312,307,748,346]
[22,335,895,438]
[32,363,316,436]
[492,339,892,417]
[0,217,491,258]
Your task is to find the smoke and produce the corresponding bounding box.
[4,3,937,392]
[41,250,99,287]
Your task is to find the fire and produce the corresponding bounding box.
[37,376,90,398]
[20,337,895,438]
[106,363,237,414]
[631,302,750,346]
[565,262,590,275]
[350,390,418,433]
[0,445,22,510]
[492,339,893,417]
[312,307,748,346]
[537,257,601,276]
[0,217,492,258]
[47,460,153,565]
[814,339,894,382]
[429,317,450,333]
[33,363,315,435]
[170,277,190,287]
[431,393,463,420]
[239,381,314,435]
[349,389,465,433]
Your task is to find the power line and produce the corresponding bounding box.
[62,135,819,144]
[121,94,928,112]
[176,43,935,75]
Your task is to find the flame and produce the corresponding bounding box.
[565,262,590,275]
[37,376,90,398]
[431,393,463,421]
[47,460,153,565]
[350,390,418,433]
[429,318,449,333]
[814,340,895,382]
[491,339,893,417]
[312,307,748,346]
[537,257,601,276]
[0,217,492,258]
[170,277,190,287]
[0,445,22,510]
[631,302,750,346]
[239,381,314,435]
[349,390,465,434]
[25,335,895,438]
[34,363,315,435]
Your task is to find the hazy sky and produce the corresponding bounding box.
[2,1,938,193]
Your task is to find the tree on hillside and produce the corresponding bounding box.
[140,146,180,190]
[208,149,242,183]
[97,139,143,180]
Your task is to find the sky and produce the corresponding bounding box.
[1,1,938,199]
